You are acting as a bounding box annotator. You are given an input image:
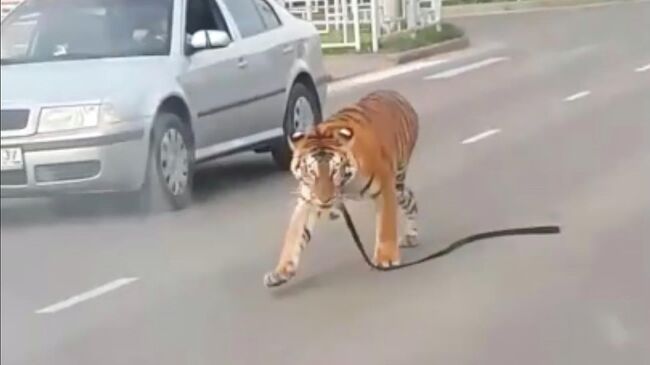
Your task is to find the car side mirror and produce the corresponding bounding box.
[189,30,231,54]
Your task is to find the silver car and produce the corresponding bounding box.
[0,0,327,210]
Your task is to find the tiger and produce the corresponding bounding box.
[264,90,420,287]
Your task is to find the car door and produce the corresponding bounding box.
[178,0,256,159]
[220,0,288,138]
[251,0,295,133]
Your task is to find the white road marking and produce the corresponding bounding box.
[635,63,650,72]
[564,90,591,102]
[598,314,631,349]
[424,57,509,80]
[562,44,598,58]
[461,129,501,145]
[328,59,448,93]
[447,0,639,19]
[327,42,508,93]
[35,277,139,314]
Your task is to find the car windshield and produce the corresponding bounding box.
[0,0,173,65]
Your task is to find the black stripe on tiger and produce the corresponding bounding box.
[302,228,312,243]
[330,106,368,126]
[360,175,375,196]
[357,90,419,168]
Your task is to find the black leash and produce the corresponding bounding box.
[339,204,561,271]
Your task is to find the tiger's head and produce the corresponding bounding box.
[288,125,358,208]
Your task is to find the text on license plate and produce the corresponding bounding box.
[1,148,24,171]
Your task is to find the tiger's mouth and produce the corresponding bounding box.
[305,196,339,210]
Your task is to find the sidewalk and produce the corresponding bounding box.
[323,36,469,82]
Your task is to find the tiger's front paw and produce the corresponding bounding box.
[263,266,296,288]
[373,245,400,268]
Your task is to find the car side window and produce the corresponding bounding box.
[221,0,266,38]
[185,0,229,37]
[253,0,281,30]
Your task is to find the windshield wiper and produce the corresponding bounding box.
[0,53,110,65]
[1,51,161,65]
[0,59,27,65]
[50,53,110,61]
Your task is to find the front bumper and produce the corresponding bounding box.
[1,123,149,198]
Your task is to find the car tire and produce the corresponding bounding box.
[139,112,194,212]
[271,82,322,170]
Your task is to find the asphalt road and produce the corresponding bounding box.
[2,2,649,364]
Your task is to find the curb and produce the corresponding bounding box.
[325,35,469,83]
[443,0,640,18]
[386,36,470,65]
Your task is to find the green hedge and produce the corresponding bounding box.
[379,22,465,53]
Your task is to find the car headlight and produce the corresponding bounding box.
[37,103,120,133]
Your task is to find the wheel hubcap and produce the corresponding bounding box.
[293,96,315,132]
[159,128,189,196]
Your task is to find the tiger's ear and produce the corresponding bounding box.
[336,127,354,145]
[288,131,305,151]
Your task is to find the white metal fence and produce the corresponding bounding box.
[280,0,443,52]
[280,0,367,51]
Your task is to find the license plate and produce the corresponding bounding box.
[1,147,24,171]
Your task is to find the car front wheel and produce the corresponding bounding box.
[271,82,322,170]
[140,112,194,212]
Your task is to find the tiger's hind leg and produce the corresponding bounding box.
[398,186,419,247]
[396,171,419,248]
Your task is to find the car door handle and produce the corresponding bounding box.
[237,57,248,68]
[282,45,294,55]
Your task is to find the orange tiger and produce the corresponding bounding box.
[264,90,419,287]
